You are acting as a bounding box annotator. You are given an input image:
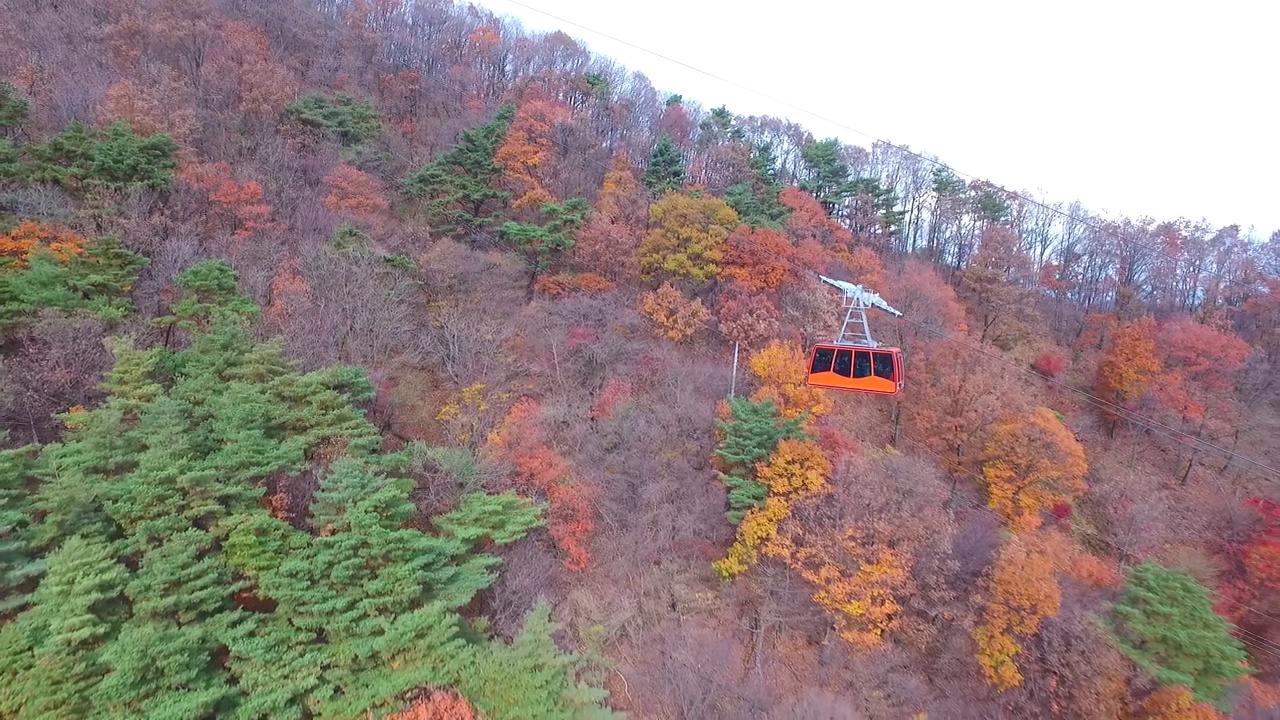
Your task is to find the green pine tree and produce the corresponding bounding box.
[800,138,851,212]
[499,197,591,278]
[725,142,790,228]
[714,397,808,524]
[463,601,619,720]
[87,122,178,190]
[287,93,382,145]
[0,535,128,719]
[642,134,686,193]
[0,447,43,613]
[1106,561,1252,705]
[1,262,614,719]
[403,104,516,237]
[0,81,29,131]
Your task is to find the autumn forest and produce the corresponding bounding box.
[1,0,1279,718]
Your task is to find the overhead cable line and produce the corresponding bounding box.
[499,0,1273,295]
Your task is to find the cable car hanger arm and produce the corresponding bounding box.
[817,274,903,317]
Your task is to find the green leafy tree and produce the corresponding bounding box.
[642,134,685,193]
[404,104,516,237]
[1107,561,1251,705]
[287,92,382,145]
[714,397,808,524]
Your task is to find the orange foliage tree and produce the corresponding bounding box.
[768,522,912,649]
[265,255,313,325]
[324,164,390,230]
[1094,316,1162,429]
[388,688,477,720]
[486,398,596,571]
[981,407,1088,531]
[638,282,711,344]
[1139,685,1228,720]
[781,186,852,250]
[0,220,87,267]
[97,79,195,144]
[495,98,571,210]
[206,21,296,120]
[178,161,282,242]
[972,535,1062,690]
[572,153,647,281]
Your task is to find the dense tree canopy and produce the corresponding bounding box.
[0,1,1277,716]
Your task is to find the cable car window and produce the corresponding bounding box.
[810,347,834,374]
[873,352,895,381]
[834,349,852,377]
[854,351,872,378]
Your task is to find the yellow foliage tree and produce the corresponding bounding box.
[972,536,1062,690]
[637,192,738,283]
[639,282,711,343]
[714,439,831,578]
[769,525,912,649]
[748,339,832,420]
[982,407,1088,531]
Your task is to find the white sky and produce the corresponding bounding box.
[472,0,1278,239]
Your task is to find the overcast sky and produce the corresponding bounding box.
[473,0,1278,238]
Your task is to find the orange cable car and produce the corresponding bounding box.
[805,275,905,396]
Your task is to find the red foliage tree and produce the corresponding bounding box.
[720,225,794,292]
[486,399,597,571]
[716,285,781,352]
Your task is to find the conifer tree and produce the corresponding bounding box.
[642,134,686,193]
[404,105,516,237]
[499,198,591,279]
[1107,561,1251,705]
[714,397,808,523]
[287,92,382,145]
[0,262,612,718]
[724,142,790,228]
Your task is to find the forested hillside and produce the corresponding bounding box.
[1,0,1278,718]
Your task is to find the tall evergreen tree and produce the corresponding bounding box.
[1107,561,1251,705]
[403,105,516,237]
[725,142,790,228]
[714,397,808,524]
[499,198,591,279]
[800,138,851,212]
[642,134,685,193]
